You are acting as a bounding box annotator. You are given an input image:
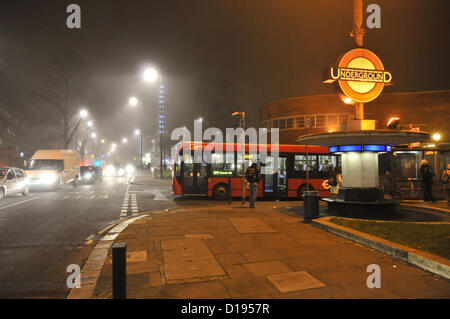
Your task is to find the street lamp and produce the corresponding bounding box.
[141,67,165,179]
[232,112,246,204]
[432,133,441,141]
[129,97,138,107]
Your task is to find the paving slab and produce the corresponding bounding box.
[267,271,326,293]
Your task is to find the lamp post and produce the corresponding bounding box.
[142,67,165,179]
[232,112,246,204]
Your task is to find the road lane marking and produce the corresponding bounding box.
[0,196,38,211]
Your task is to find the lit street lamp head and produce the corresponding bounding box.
[142,68,158,83]
[91,132,97,138]
[79,109,88,118]
[134,129,140,136]
[129,97,139,106]
[87,121,93,127]
[432,133,441,141]
[122,138,128,143]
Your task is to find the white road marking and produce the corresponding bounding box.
[0,196,38,211]
[91,195,95,199]
[104,195,108,199]
[64,195,71,199]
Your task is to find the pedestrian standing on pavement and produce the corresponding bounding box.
[441,163,450,206]
[419,159,435,202]
[329,167,342,198]
[245,162,261,208]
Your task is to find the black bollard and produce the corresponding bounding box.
[228,176,232,204]
[112,242,127,299]
[303,191,319,223]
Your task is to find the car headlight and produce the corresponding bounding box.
[41,172,57,184]
[105,165,115,176]
[85,172,92,179]
[125,165,135,174]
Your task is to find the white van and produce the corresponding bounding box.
[25,150,81,191]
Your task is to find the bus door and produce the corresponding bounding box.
[182,162,208,195]
[261,155,287,198]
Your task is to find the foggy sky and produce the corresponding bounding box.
[0,0,449,157]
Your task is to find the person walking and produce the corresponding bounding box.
[245,162,261,208]
[329,167,342,198]
[441,163,450,206]
[419,159,435,202]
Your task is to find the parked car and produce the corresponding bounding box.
[80,165,103,184]
[0,167,30,199]
[25,150,81,191]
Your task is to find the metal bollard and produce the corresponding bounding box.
[228,176,232,204]
[303,191,319,223]
[112,242,127,299]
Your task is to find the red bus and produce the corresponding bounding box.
[172,142,339,200]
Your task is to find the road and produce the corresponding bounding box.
[0,175,175,298]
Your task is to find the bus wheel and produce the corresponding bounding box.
[213,184,228,201]
[297,185,314,201]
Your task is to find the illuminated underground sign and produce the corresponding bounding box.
[329,145,392,153]
[329,67,392,84]
[324,48,392,103]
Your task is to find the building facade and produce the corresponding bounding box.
[260,90,450,145]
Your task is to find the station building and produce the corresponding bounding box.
[260,90,450,145]
[259,90,450,199]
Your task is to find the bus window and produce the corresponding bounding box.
[210,153,235,176]
[294,155,318,174]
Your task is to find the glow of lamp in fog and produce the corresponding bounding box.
[129,97,138,106]
[142,68,158,83]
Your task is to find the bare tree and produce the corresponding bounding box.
[193,73,241,131]
[31,48,91,149]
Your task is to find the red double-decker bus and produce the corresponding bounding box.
[172,142,339,200]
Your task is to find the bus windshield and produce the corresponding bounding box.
[29,160,64,172]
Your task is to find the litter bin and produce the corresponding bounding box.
[303,190,319,223]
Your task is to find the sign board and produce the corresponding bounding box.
[324,48,392,103]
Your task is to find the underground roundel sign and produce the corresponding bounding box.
[324,48,392,103]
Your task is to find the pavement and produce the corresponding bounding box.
[90,198,450,299]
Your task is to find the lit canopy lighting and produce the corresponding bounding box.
[142,68,158,83]
[432,133,441,141]
[387,117,400,129]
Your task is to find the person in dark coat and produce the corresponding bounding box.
[245,162,261,208]
[419,159,435,202]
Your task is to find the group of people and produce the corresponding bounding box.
[243,159,450,208]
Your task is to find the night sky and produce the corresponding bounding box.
[0,0,449,155]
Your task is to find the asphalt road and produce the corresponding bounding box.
[0,175,175,298]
